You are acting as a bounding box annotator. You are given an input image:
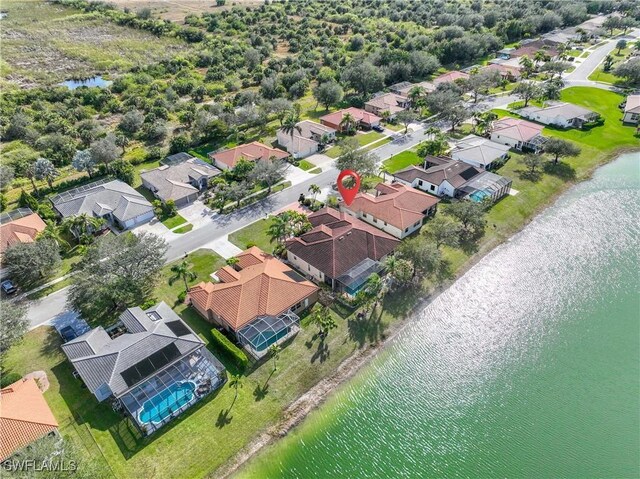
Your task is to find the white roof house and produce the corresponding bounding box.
[277,120,336,159]
[623,95,640,124]
[450,135,511,170]
[519,102,599,129]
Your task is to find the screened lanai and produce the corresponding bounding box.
[336,258,383,296]
[237,311,300,358]
[118,348,225,436]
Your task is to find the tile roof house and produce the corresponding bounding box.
[340,182,439,239]
[319,107,382,132]
[390,81,437,97]
[141,156,220,206]
[0,377,59,461]
[208,142,289,170]
[0,209,46,257]
[276,120,337,159]
[484,63,522,80]
[61,301,225,436]
[510,39,559,59]
[490,117,546,152]
[364,92,411,118]
[519,101,600,129]
[450,134,511,169]
[623,95,640,124]
[392,159,482,198]
[50,179,154,230]
[433,70,470,85]
[286,208,400,295]
[188,247,318,357]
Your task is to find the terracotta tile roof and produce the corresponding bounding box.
[209,142,289,169]
[484,63,522,78]
[364,93,409,115]
[433,70,470,84]
[0,378,58,460]
[319,107,382,127]
[492,117,544,142]
[512,39,558,59]
[286,208,400,279]
[0,213,46,255]
[344,183,439,230]
[188,247,318,331]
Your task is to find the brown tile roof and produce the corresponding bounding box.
[209,142,289,169]
[433,70,470,84]
[188,247,318,331]
[0,378,58,460]
[492,117,544,142]
[319,107,382,127]
[0,213,46,255]
[344,183,439,230]
[364,93,409,115]
[286,208,400,279]
[512,39,559,59]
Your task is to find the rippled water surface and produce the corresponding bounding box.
[239,153,640,479]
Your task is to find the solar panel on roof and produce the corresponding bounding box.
[460,168,478,180]
[120,343,181,387]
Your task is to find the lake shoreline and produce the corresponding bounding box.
[217,146,640,479]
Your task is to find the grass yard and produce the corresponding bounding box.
[308,167,322,174]
[174,224,194,234]
[1,0,192,87]
[4,242,412,479]
[362,136,393,152]
[382,150,422,173]
[355,131,385,146]
[228,218,275,253]
[161,214,188,229]
[298,159,315,171]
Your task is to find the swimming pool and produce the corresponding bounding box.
[138,381,196,425]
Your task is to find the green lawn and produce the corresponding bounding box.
[308,167,322,174]
[228,218,276,253]
[161,214,188,229]
[588,68,620,84]
[298,159,315,171]
[362,136,393,152]
[382,150,422,173]
[355,131,385,146]
[174,224,193,234]
[4,87,636,479]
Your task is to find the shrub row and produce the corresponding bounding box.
[210,328,249,372]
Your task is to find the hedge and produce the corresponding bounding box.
[210,328,249,371]
[0,372,22,388]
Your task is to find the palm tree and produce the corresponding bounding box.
[519,56,534,78]
[267,213,289,245]
[168,260,197,294]
[474,112,497,136]
[61,214,105,243]
[310,305,336,339]
[308,184,321,200]
[339,112,357,134]
[226,257,240,268]
[115,134,129,155]
[281,112,302,141]
[379,164,390,182]
[533,50,549,68]
[407,86,426,109]
[228,373,244,406]
[37,221,69,250]
[269,344,281,371]
[424,126,442,140]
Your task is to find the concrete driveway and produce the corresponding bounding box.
[305,153,333,168]
[179,200,216,229]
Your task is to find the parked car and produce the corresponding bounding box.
[1,279,17,295]
[372,124,385,132]
[59,326,78,342]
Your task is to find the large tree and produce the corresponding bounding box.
[334,138,377,177]
[68,232,168,323]
[0,164,14,191]
[33,157,59,189]
[464,68,501,103]
[340,60,385,96]
[426,90,468,132]
[396,235,441,278]
[395,110,418,134]
[4,239,61,286]
[543,138,581,164]
[514,81,541,107]
[250,157,289,193]
[519,153,545,174]
[613,58,640,85]
[72,149,97,179]
[0,300,28,356]
[446,201,487,237]
[424,215,463,249]
[313,81,344,111]
[90,134,119,171]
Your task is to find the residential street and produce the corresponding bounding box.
[24,31,638,329]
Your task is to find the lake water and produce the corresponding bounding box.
[60,76,112,90]
[238,152,640,478]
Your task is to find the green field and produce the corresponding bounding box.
[228,218,275,253]
[161,214,188,229]
[1,0,191,86]
[383,150,423,173]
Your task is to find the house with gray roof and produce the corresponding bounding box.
[61,302,225,436]
[518,102,600,129]
[392,159,482,198]
[50,179,154,230]
[450,134,511,170]
[141,155,220,206]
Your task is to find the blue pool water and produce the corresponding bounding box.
[138,381,195,424]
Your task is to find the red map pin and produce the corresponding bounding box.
[337,169,361,206]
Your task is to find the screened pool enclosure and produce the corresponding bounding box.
[118,348,225,436]
[237,311,300,358]
[336,258,383,296]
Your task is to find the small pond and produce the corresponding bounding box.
[60,76,112,90]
